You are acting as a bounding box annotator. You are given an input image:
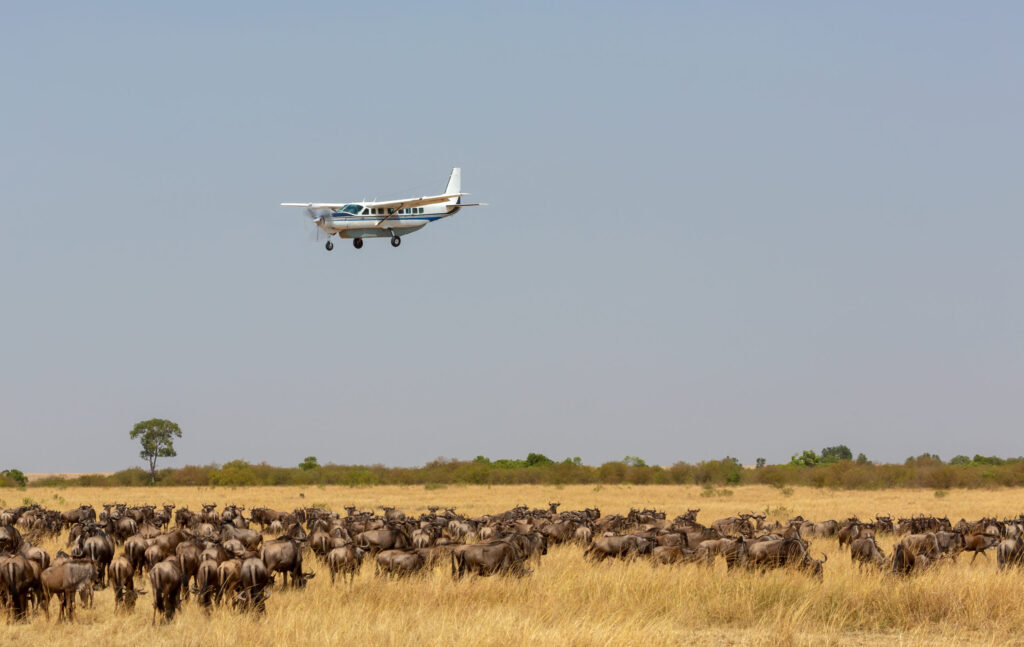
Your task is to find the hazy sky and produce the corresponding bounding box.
[2,3,1022,472]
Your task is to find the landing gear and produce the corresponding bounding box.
[390,235,402,248]
[353,238,363,250]
[325,240,334,251]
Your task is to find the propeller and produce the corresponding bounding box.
[302,207,330,242]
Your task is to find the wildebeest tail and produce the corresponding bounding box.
[5,561,18,610]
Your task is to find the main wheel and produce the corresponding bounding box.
[353,238,363,249]
[390,235,401,248]
[325,240,334,251]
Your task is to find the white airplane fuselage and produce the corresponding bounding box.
[320,202,463,239]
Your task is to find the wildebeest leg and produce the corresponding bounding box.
[970,551,978,564]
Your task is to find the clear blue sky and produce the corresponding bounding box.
[2,2,1022,471]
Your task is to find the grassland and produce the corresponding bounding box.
[5,484,1024,646]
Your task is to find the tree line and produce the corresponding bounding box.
[6,419,1024,490]
[9,451,1024,489]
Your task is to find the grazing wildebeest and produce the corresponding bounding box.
[216,558,242,605]
[221,524,263,551]
[148,556,184,622]
[850,536,887,571]
[261,538,313,588]
[1,553,36,620]
[237,557,273,614]
[194,559,219,611]
[109,555,145,612]
[75,531,114,588]
[39,558,98,621]
[327,544,364,585]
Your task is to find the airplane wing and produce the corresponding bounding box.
[369,193,467,225]
[366,193,466,210]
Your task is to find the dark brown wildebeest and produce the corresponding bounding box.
[746,538,825,579]
[148,556,183,622]
[144,544,168,574]
[109,555,145,612]
[216,558,242,605]
[850,536,886,571]
[376,549,425,577]
[237,557,272,614]
[584,535,653,562]
[124,534,151,574]
[891,543,917,576]
[0,524,24,554]
[355,525,412,555]
[200,541,230,564]
[152,528,192,556]
[327,544,364,585]
[260,538,313,588]
[75,531,114,588]
[1,553,36,620]
[60,506,96,530]
[176,540,202,598]
[962,533,1001,563]
[451,541,529,577]
[39,558,98,621]
[194,559,219,611]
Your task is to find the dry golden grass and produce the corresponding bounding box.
[5,484,1024,646]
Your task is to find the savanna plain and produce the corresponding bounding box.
[6,484,1024,647]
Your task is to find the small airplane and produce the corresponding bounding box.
[281,167,484,250]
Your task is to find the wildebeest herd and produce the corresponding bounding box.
[3,502,1024,623]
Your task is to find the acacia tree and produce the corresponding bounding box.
[130,418,182,483]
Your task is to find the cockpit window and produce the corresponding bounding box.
[340,204,362,215]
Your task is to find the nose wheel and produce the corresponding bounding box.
[325,240,334,251]
[353,238,363,249]
[391,235,402,248]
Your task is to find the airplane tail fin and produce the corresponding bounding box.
[444,167,461,203]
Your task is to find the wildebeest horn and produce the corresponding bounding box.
[820,553,828,563]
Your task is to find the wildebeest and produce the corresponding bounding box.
[1,553,36,620]
[327,544,364,585]
[148,556,184,622]
[237,557,272,614]
[898,533,941,560]
[650,545,704,565]
[584,535,653,562]
[109,555,145,612]
[194,559,219,610]
[376,549,425,577]
[850,536,886,571]
[698,537,748,570]
[260,537,313,588]
[452,541,529,577]
[746,538,826,578]
[962,533,1001,563]
[39,558,97,621]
